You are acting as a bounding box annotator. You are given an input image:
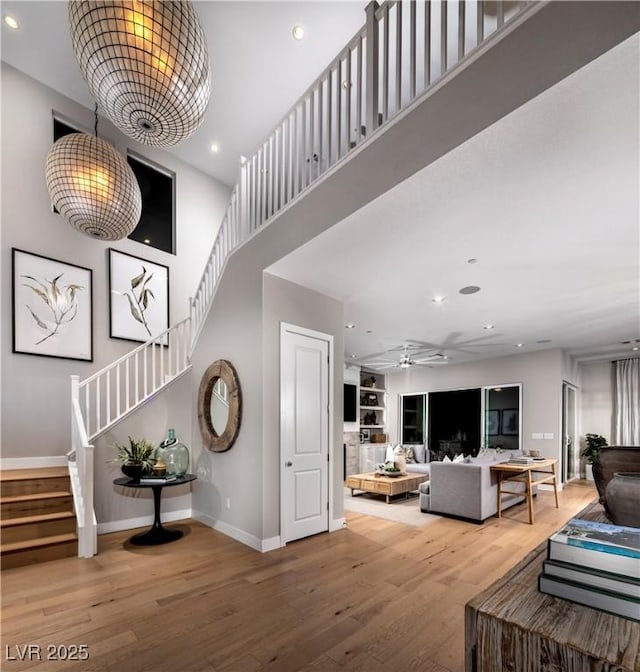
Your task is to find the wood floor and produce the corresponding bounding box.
[1,481,597,672]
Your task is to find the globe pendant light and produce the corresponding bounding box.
[46,131,142,240]
[68,0,211,148]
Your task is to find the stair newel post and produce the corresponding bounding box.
[71,374,80,457]
[365,0,380,136]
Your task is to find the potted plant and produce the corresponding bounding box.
[581,433,608,480]
[114,436,155,481]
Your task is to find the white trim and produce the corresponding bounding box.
[0,456,68,470]
[538,483,564,492]
[97,508,192,535]
[192,511,279,552]
[330,517,346,532]
[280,322,334,546]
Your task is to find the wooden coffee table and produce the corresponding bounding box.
[346,472,428,503]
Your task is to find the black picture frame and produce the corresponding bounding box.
[502,409,519,435]
[108,248,169,345]
[12,248,93,361]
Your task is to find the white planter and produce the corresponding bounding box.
[585,464,594,481]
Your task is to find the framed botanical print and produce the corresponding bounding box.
[502,409,519,436]
[12,248,93,361]
[109,248,169,344]
[486,409,500,436]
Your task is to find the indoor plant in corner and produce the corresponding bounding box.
[581,433,608,481]
[115,436,155,482]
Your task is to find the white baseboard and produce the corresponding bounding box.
[330,517,346,531]
[192,510,269,552]
[261,536,283,552]
[0,456,68,470]
[97,508,192,535]
[538,483,564,492]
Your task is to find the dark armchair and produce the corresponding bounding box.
[592,446,640,515]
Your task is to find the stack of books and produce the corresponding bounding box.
[508,456,534,465]
[139,474,178,484]
[539,518,640,621]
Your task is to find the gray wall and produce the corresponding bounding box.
[386,349,564,461]
[1,64,229,460]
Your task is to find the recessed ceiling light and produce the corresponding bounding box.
[483,324,495,330]
[633,346,639,351]
[345,323,355,329]
[515,343,524,348]
[467,258,478,264]
[536,339,552,344]
[292,25,304,40]
[459,285,480,295]
[210,143,219,153]
[4,15,19,30]
[431,296,446,304]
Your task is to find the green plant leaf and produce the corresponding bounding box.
[26,305,48,331]
[124,293,144,324]
[131,267,146,289]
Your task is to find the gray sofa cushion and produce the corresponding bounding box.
[406,462,431,475]
[413,444,427,463]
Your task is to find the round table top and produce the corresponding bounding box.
[113,473,197,488]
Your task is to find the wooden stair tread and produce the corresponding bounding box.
[1,511,76,528]
[1,491,71,504]
[1,532,77,554]
[0,467,68,481]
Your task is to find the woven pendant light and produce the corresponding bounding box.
[45,133,142,240]
[69,0,211,148]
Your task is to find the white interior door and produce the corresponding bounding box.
[281,324,331,544]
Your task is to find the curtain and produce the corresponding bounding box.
[614,358,640,445]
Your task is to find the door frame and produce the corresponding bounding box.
[562,381,579,483]
[279,322,334,546]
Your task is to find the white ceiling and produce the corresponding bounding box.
[2,4,638,368]
[268,33,640,368]
[0,0,367,186]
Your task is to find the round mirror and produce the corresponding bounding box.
[198,359,241,452]
[210,378,229,435]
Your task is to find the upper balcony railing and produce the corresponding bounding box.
[190,0,531,341]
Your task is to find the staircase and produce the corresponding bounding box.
[0,467,77,570]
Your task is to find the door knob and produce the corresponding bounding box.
[285,461,293,467]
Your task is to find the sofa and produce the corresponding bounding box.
[418,451,528,523]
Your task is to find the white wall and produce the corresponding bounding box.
[578,360,613,444]
[387,349,565,461]
[0,64,229,460]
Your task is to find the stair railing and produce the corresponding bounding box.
[70,0,531,556]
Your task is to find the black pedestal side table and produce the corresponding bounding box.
[113,474,196,545]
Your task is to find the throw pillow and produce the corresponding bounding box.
[385,444,395,462]
[405,446,416,463]
[413,444,427,463]
[442,455,452,463]
[453,453,464,463]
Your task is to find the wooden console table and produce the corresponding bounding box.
[346,472,427,503]
[465,501,640,672]
[491,458,558,524]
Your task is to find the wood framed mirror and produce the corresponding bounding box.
[198,359,241,452]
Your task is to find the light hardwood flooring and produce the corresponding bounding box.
[1,481,597,672]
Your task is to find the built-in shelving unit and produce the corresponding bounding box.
[359,369,386,442]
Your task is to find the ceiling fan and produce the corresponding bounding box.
[356,345,448,370]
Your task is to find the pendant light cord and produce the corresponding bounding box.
[94,103,98,138]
